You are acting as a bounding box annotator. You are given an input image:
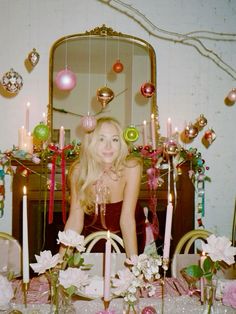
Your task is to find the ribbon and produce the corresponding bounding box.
[48,144,73,224]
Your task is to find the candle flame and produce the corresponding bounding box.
[151,113,154,119]
[107,230,110,239]
[26,101,30,108]
[23,186,27,195]
[143,120,147,125]
[169,193,172,203]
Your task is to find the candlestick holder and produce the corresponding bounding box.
[162,257,169,279]
[22,282,29,308]
[103,299,110,311]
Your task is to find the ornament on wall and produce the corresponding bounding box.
[55,69,77,91]
[164,139,179,156]
[80,114,97,132]
[140,82,155,98]
[28,48,40,67]
[123,125,139,142]
[184,123,199,139]
[1,68,23,93]
[96,86,114,108]
[113,59,124,73]
[33,122,50,141]
[202,128,216,148]
[226,88,236,103]
[196,114,208,129]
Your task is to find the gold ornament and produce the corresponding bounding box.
[184,124,199,139]
[28,48,40,67]
[96,86,114,108]
[164,140,179,155]
[197,114,207,128]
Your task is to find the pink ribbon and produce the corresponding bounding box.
[48,144,73,224]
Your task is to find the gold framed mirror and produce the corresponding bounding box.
[48,25,159,145]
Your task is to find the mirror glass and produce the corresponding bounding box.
[48,25,158,145]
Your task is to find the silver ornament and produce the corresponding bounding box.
[1,68,23,93]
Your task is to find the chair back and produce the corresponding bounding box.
[0,232,22,277]
[171,229,211,278]
[84,231,124,253]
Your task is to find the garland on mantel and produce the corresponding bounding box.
[0,141,210,227]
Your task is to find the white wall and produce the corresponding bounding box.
[0,0,235,238]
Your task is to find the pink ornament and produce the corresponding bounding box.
[140,82,155,98]
[227,88,236,102]
[55,69,77,91]
[141,306,157,314]
[113,59,124,73]
[81,114,97,132]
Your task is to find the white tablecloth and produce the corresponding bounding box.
[9,296,235,314]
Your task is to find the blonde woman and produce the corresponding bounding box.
[64,117,145,257]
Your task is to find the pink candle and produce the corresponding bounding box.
[167,117,172,139]
[163,194,173,259]
[22,186,29,284]
[25,102,30,132]
[200,252,206,303]
[151,114,156,150]
[18,126,27,150]
[104,230,111,302]
[143,120,148,146]
[59,126,65,149]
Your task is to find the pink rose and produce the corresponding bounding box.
[222,280,236,308]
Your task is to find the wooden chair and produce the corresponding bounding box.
[0,232,22,277]
[83,231,126,276]
[171,229,211,278]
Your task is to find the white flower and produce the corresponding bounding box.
[59,267,89,290]
[57,229,85,252]
[30,250,62,274]
[112,269,137,296]
[202,234,236,265]
[0,275,14,307]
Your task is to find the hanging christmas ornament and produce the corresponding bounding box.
[164,140,179,155]
[112,59,124,73]
[81,114,97,132]
[203,128,216,145]
[55,69,77,91]
[140,82,155,98]
[196,114,208,128]
[1,68,23,93]
[141,306,157,314]
[96,86,114,108]
[226,88,236,103]
[184,123,199,139]
[123,125,139,142]
[33,122,50,141]
[28,48,40,67]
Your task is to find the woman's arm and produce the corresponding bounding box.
[120,159,142,257]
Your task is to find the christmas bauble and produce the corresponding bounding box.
[97,86,114,108]
[28,48,40,67]
[81,114,97,132]
[55,69,77,91]
[227,88,236,102]
[164,140,179,155]
[197,114,207,128]
[33,123,50,141]
[123,125,139,142]
[141,306,157,314]
[113,59,124,73]
[140,82,155,98]
[184,124,199,139]
[1,68,23,93]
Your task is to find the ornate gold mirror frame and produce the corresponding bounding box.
[48,25,159,145]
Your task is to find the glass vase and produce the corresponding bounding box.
[49,271,60,314]
[59,290,76,314]
[203,283,217,314]
[123,297,140,314]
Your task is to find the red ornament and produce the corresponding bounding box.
[81,114,97,132]
[113,59,124,73]
[204,128,216,144]
[142,306,157,314]
[140,82,155,98]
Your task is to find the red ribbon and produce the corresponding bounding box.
[48,144,73,224]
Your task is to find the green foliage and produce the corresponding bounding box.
[185,264,203,278]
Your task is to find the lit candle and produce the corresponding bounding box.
[42,112,47,124]
[22,186,29,284]
[25,102,30,132]
[200,252,206,303]
[18,126,27,150]
[163,194,173,259]
[151,114,156,150]
[143,120,148,146]
[59,126,65,149]
[104,230,111,302]
[167,117,172,139]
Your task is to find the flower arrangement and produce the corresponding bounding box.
[111,254,162,313]
[30,229,91,313]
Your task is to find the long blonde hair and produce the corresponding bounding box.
[68,117,129,214]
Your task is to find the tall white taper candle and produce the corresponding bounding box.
[23,186,29,284]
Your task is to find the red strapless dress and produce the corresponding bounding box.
[82,200,145,254]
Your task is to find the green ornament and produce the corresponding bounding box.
[33,123,50,141]
[123,125,139,142]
